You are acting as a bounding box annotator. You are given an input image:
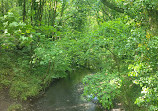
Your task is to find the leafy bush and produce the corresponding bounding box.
[82,18,158,110]
[0,12,33,49]
[83,72,121,109]
[7,103,22,111]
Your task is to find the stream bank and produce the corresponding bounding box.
[29,69,103,111]
[0,69,124,111]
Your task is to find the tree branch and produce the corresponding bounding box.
[100,0,124,13]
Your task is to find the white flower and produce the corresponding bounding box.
[4,29,8,33]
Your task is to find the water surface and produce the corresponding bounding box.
[31,69,103,111]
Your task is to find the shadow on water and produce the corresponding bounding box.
[30,69,103,111]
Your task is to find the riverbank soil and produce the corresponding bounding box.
[0,90,13,111]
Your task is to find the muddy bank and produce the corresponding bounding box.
[0,89,33,111]
[0,90,15,111]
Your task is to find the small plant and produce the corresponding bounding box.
[7,103,22,111]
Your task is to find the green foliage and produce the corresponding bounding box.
[9,68,42,100]
[0,12,33,49]
[127,34,158,110]
[129,63,158,111]
[83,72,121,109]
[0,51,42,100]
[7,103,22,111]
[0,0,158,111]
[82,17,158,110]
[33,40,71,78]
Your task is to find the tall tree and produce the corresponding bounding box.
[23,0,26,22]
[100,0,158,33]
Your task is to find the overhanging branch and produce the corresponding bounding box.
[100,0,124,13]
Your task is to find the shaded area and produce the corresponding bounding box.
[30,69,103,111]
[0,91,12,111]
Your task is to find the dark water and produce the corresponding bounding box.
[31,69,103,111]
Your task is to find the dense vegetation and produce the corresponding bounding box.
[0,0,157,110]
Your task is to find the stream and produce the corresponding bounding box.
[30,69,103,111]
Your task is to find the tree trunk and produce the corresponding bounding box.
[31,0,36,25]
[101,0,124,13]
[1,0,4,16]
[37,0,45,26]
[23,0,26,22]
[58,0,66,26]
[52,0,57,40]
[52,0,57,27]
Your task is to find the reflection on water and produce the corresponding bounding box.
[31,69,103,111]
